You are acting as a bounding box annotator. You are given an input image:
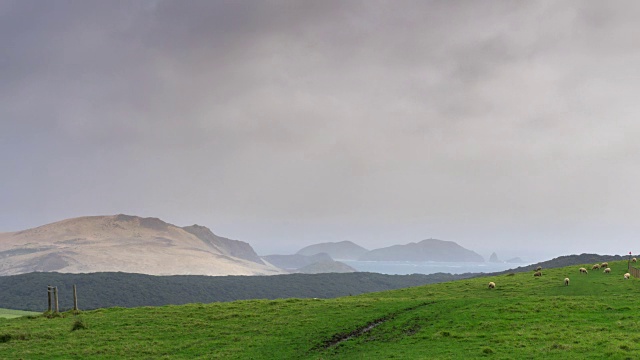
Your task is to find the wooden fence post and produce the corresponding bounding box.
[54,287,59,314]
[73,284,79,312]
[47,285,52,312]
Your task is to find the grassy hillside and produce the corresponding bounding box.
[0,309,39,319]
[0,260,638,359]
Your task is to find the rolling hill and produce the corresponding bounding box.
[0,260,637,358]
[0,214,283,276]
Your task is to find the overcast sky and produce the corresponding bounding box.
[2,1,640,260]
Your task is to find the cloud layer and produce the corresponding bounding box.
[3,1,640,259]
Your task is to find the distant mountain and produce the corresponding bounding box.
[358,239,484,262]
[296,241,369,260]
[294,260,357,274]
[261,253,333,270]
[182,224,263,264]
[0,214,284,276]
[489,252,501,263]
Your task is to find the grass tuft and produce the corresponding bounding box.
[482,347,494,354]
[0,333,29,343]
[71,317,88,331]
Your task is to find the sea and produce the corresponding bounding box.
[339,260,530,275]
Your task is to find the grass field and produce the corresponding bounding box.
[0,309,40,320]
[0,260,638,359]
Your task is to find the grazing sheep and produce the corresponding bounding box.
[579,267,588,274]
[534,271,542,277]
[601,262,609,268]
[603,267,611,274]
[564,278,570,286]
[592,264,600,270]
[633,258,637,263]
[535,266,542,271]
[624,273,631,279]
[488,282,496,289]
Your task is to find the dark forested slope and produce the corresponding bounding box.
[0,271,471,312]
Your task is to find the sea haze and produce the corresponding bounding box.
[341,260,526,275]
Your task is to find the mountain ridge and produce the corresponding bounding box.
[358,238,484,262]
[296,240,369,260]
[0,214,283,276]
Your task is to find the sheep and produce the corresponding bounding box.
[488,281,496,289]
[601,262,609,268]
[633,258,637,263]
[579,267,588,274]
[592,264,600,270]
[534,271,542,277]
[535,266,542,271]
[564,278,570,286]
[624,273,631,279]
[603,267,611,274]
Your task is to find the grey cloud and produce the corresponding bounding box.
[3,1,640,260]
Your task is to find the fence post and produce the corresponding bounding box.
[73,285,79,313]
[54,287,59,314]
[47,285,52,312]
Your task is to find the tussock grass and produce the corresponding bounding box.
[71,317,88,331]
[0,260,638,359]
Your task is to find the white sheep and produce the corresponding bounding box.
[633,258,637,263]
[601,262,609,268]
[592,264,600,270]
[603,267,611,274]
[624,273,631,279]
[579,267,588,274]
[564,278,569,286]
[488,281,496,289]
[534,271,542,277]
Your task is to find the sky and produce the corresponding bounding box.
[2,1,640,261]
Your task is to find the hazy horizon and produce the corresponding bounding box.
[3,1,640,262]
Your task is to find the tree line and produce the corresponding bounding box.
[0,271,472,312]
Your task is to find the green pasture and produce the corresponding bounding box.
[0,309,39,320]
[0,260,638,359]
